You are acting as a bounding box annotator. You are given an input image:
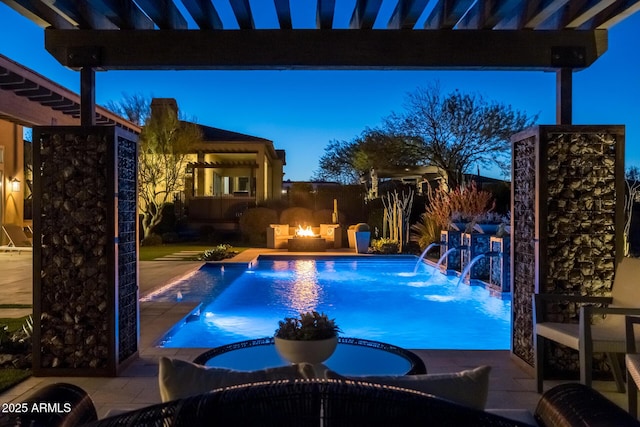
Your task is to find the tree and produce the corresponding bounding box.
[104,92,150,126]
[313,128,425,184]
[388,83,536,188]
[138,105,202,239]
[624,166,640,256]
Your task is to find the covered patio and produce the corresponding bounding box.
[0,250,626,418]
[0,0,639,420]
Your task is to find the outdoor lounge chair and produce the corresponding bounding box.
[1,224,33,252]
[626,315,640,419]
[4,380,640,427]
[534,256,640,393]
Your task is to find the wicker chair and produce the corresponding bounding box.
[82,379,528,427]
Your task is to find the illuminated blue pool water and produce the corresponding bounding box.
[153,256,511,349]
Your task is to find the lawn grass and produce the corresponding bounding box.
[139,243,249,261]
[0,369,31,393]
[0,315,32,393]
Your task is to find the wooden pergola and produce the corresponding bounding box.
[2,0,639,126]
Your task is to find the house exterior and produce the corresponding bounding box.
[0,54,139,244]
[148,98,285,225]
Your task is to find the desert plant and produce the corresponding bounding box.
[370,238,400,254]
[274,311,340,340]
[197,244,238,261]
[381,189,414,252]
[424,183,451,230]
[239,207,278,244]
[448,181,495,223]
[410,213,440,250]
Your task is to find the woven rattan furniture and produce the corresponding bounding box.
[533,257,640,393]
[535,383,640,427]
[192,336,426,375]
[626,315,640,419]
[4,379,640,426]
[84,379,529,427]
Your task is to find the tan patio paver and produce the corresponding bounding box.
[0,250,628,418]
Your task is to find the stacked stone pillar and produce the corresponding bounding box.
[32,126,138,376]
[511,125,624,375]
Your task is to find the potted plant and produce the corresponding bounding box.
[353,223,371,254]
[274,311,341,364]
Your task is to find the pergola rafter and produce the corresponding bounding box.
[1,0,638,125]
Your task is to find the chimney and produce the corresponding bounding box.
[150,98,178,119]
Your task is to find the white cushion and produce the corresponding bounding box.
[158,357,314,402]
[345,365,491,410]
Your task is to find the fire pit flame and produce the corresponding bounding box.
[295,225,317,237]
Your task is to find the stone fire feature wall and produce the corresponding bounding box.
[511,125,624,372]
[33,126,139,376]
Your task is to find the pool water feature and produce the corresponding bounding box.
[154,256,511,349]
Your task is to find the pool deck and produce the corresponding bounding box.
[0,249,628,419]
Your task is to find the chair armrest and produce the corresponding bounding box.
[626,315,640,353]
[533,294,612,324]
[579,307,640,349]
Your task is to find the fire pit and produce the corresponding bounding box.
[288,225,326,252]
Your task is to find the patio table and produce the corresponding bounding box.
[193,337,426,376]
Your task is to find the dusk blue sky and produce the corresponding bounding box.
[1,2,639,181]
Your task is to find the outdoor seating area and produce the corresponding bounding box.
[266,224,342,250]
[4,378,639,426]
[534,256,640,393]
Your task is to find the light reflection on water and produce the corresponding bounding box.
[157,258,511,349]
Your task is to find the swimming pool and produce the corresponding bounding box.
[152,256,511,349]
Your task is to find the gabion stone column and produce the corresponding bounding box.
[33,126,139,376]
[511,125,624,375]
[440,230,462,272]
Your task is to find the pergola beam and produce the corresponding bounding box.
[44,28,608,71]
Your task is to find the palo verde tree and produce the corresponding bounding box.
[387,83,536,188]
[137,104,202,240]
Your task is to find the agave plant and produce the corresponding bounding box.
[274,311,340,340]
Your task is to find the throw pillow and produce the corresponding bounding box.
[347,365,491,410]
[158,357,317,402]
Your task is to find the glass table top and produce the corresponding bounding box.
[193,337,426,376]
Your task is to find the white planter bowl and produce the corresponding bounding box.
[274,336,338,364]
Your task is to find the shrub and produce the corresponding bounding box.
[313,209,333,225]
[370,238,399,254]
[448,181,494,223]
[410,213,440,250]
[239,207,278,244]
[280,207,314,226]
[197,244,238,261]
[141,234,163,246]
[161,232,180,244]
